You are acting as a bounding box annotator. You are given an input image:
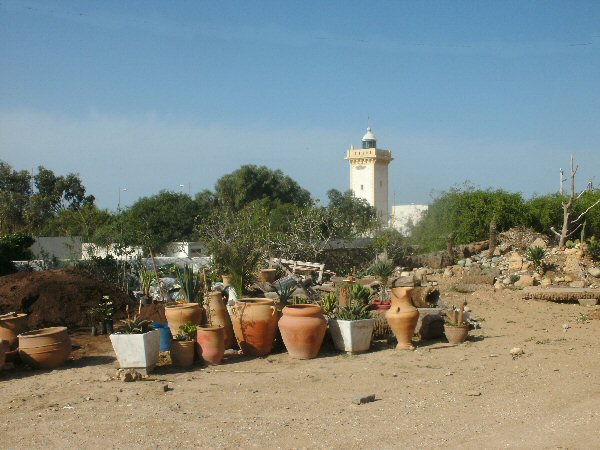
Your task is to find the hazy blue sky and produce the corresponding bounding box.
[1,1,599,210]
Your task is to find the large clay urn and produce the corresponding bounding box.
[231,298,278,357]
[386,287,419,350]
[196,326,225,365]
[278,304,327,359]
[0,313,28,350]
[165,303,203,337]
[206,291,235,349]
[18,327,71,369]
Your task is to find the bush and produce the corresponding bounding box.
[0,232,34,276]
[588,239,600,261]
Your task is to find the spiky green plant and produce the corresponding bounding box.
[370,258,394,301]
[118,316,153,334]
[274,281,297,306]
[351,283,371,305]
[138,267,154,297]
[177,264,202,303]
[525,246,546,270]
[319,292,337,316]
[334,301,372,321]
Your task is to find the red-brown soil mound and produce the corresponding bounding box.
[0,269,134,329]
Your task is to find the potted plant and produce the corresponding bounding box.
[170,322,197,368]
[370,257,395,309]
[97,295,114,334]
[328,293,375,353]
[138,267,154,305]
[109,317,160,375]
[444,302,469,344]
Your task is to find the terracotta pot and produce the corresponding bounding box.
[258,269,277,283]
[165,303,204,337]
[206,291,235,349]
[444,324,469,344]
[231,298,279,357]
[222,274,232,286]
[170,340,195,368]
[386,287,419,350]
[278,304,327,359]
[18,327,71,369]
[196,326,225,365]
[0,313,28,350]
[370,299,391,311]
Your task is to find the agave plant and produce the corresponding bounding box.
[370,257,395,301]
[350,283,371,305]
[525,246,546,270]
[118,316,153,334]
[319,292,338,316]
[177,264,203,303]
[334,301,372,321]
[274,281,297,306]
[138,267,154,298]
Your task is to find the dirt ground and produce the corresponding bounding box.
[2,280,600,449]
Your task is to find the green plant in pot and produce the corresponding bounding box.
[138,267,154,304]
[109,316,160,375]
[97,295,114,334]
[328,294,375,354]
[170,322,197,368]
[444,302,469,344]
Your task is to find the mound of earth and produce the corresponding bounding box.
[0,268,134,329]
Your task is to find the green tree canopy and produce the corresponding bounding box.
[215,165,312,211]
[324,189,379,238]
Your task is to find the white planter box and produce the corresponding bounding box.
[329,318,375,353]
[110,329,160,374]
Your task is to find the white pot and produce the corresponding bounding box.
[110,329,160,374]
[329,318,375,353]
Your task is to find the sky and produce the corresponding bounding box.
[1,0,599,211]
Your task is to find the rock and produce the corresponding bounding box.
[465,390,481,397]
[540,277,553,287]
[510,347,524,358]
[562,323,570,331]
[443,268,453,277]
[416,308,445,340]
[531,238,547,249]
[578,298,598,306]
[352,394,376,405]
[588,267,600,278]
[161,384,173,392]
[565,254,583,278]
[508,253,523,271]
[414,268,428,281]
[118,369,143,382]
[569,280,586,288]
[564,275,574,283]
[554,276,565,283]
[514,275,534,288]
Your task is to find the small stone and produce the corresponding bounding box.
[578,298,598,307]
[465,390,481,396]
[588,267,600,278]
[562,323,570,331]
[162,384,173,392]
[352,394,376,405]
[510,347,524,358]
[445,372,453,376]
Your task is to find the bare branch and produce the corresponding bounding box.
[550,227,561,238]
[566,223,583,238]
[572,198,600,224]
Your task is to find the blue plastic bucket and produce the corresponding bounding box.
[152,321,172,351]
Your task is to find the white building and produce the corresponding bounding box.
[390,204,429,236]
[345,127,393,224]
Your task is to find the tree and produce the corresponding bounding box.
[39,204,112,240]
[550,156,600,247]
[0,161,32,234]
[215,165,312,211]
[324,189,378,238]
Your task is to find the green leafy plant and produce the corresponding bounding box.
[370,257,394,301]
[588,238,600,261]
[174,322,197,341]
[510,274,520,284]
[274,281,297,306]
[177,264,203,303]
[118,316,153,334]
[351,283,371,305]
[138,267,154,298]
[96,295,114,320]
[319,292,337,316]
[525,246,546,270]
[334,301,372,321]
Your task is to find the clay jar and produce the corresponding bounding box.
[169,340,195,368]
[0,313,29,350]
[165,303,203,337]
[196,326,225,365]
[206,292,235,349]
[278,304,327,359]
[444,324,469,344]
[258,269,277,283]
[231,298,278,357]
[18,326,71,369]
[386,287,419,350]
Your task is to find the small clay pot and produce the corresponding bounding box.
[196,326,225,365]
[170,340,195,368]
[444,324,469,344]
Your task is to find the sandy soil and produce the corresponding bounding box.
[2,281,600,449]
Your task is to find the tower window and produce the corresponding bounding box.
[361,185,364,190]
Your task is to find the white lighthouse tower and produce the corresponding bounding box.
[345,127,393,224]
